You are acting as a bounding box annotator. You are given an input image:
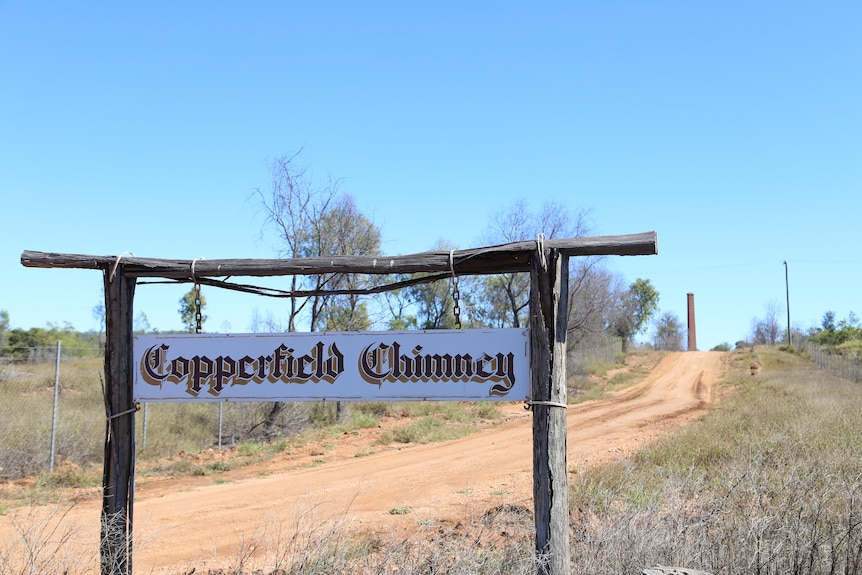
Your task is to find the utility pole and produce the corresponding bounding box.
[783,261,791,347]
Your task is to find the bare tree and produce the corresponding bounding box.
[566,264,623,348]
[653,311,684,351]
[379,272,419,330]
[253,152,381,429]
[476,199,593,328]
[249,308,287,333]
[254,152,339,332]
[751,300,782,345]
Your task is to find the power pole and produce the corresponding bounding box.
[783,261,791,346]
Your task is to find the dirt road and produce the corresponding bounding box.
[2,351,726,572]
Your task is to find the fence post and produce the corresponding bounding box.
[142,403,148,451]
[50,341,61,473]
[218,402,224,450]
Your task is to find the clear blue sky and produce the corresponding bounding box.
[2,1,860,350]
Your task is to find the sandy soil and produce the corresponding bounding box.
[0,351,727,572]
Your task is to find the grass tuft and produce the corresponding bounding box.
[378,416,474,445]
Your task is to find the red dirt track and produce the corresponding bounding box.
[1,351,727,572]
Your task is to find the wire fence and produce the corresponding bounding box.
[567,335,623,374]
[0,339,104,478]
[0,344,103,480]
[0,345,313,480]
[1,337,624,481]
[797,339,862,383]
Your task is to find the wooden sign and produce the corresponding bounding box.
[134,329,530,402]
[23,233,657,575]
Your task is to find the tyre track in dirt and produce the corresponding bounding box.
[0,351,727,572]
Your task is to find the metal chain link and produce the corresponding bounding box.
[451,275,462,329]
[194,282,202,334]
[448,249,462,329]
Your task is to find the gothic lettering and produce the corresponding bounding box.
[138,335,524,399]
[358,342,517,395]
[139,342,345,397]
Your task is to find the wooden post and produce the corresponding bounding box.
[530,247,571,575]
[101,267,136,575]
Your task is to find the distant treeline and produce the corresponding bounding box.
[808,311,862,359]
[0,316,102,360]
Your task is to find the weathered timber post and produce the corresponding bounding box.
[530,246,570,575]
[101,267,136,575]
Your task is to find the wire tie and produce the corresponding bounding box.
[448,249,456,277]
[536,233,547,268]
[524,400,568,410]
[107,403,141,421]
[109,251,135,282]
[190,256,205,280]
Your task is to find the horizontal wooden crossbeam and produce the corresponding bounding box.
[21,231,657,279]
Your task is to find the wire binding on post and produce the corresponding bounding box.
[524,400,569,411]
[190,257,205,280]
[109,251,135,282]
[107,403,141,421]
[536,233,547,268]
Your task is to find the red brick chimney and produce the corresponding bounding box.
[687,293,697,351]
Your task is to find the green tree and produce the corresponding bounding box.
[1,322,93,360]
[312,194,381,332]
[474,274,517,328]
[0,310,9,349]
[381,239,476,331]
[611,278,660,352]
[408,240,463,330]
[3,327,50,359]
[412,276,460,330]
[380,273,419,330]
[179,287,207,332]
[811,310,861,347]
[322,301,372,331]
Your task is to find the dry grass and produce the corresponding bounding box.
[181,505,539,575]
[567,350,663,403]
[568,347,862,574]
[9,347,862,574]
[0,504,94,575]
[0,355,506,501]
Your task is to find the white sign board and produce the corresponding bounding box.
[134,329,530,402]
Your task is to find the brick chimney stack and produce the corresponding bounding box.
[687,293,697,351]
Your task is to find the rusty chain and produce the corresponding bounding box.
[194,282,202,334]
